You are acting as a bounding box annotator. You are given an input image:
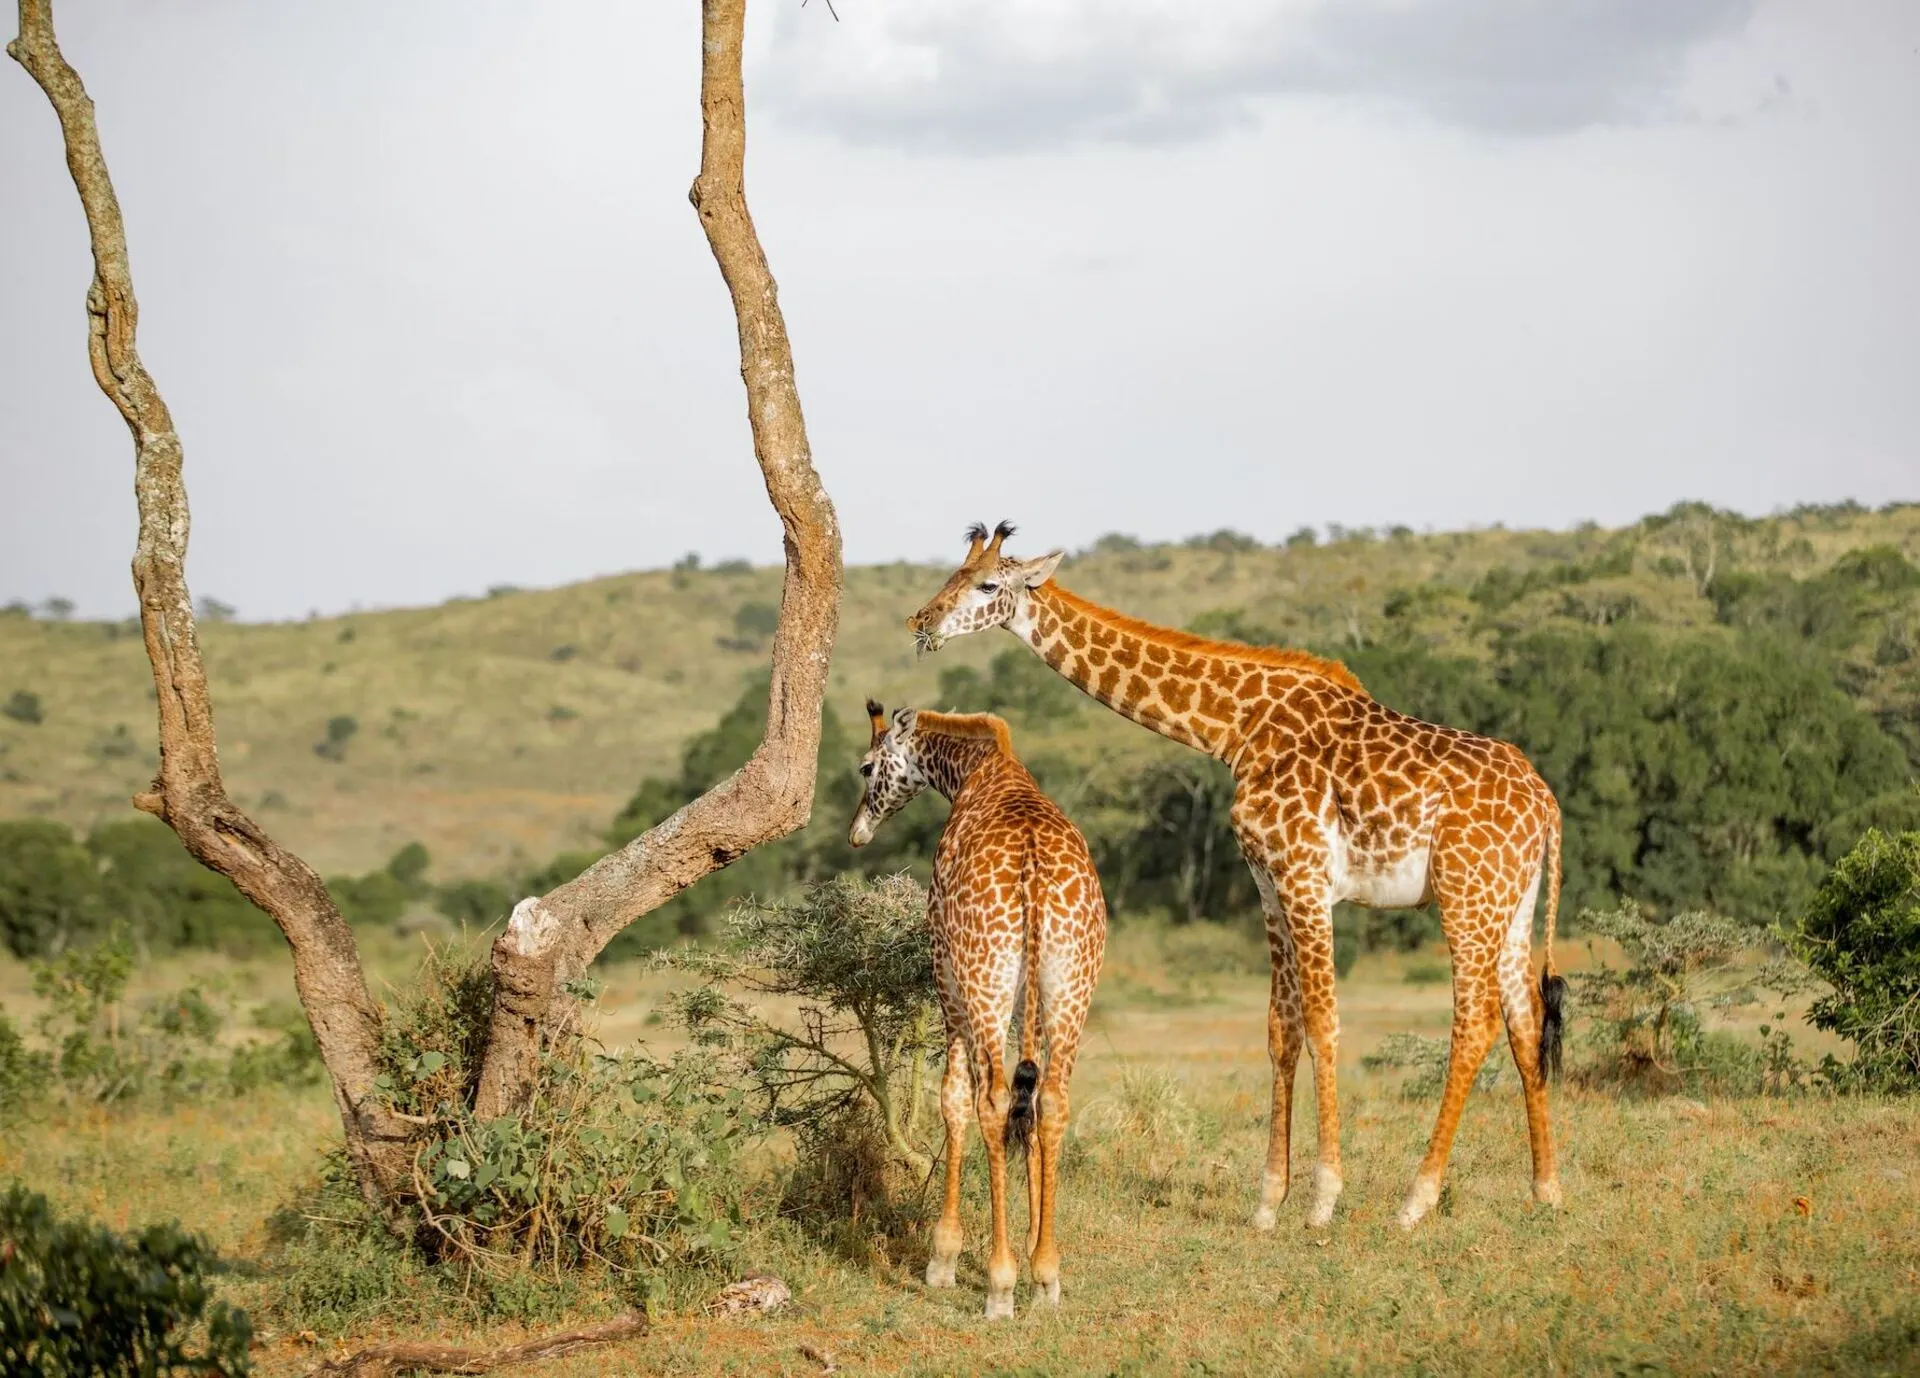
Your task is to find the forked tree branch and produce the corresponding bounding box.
[8,0,413,1212]
[471,0,842,1118]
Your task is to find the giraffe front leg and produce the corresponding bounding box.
[926,1034,970,1289]
[1250,868,1303,1231]
[1286,884,1344,1229]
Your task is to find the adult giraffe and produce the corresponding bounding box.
[907,522,1566,1230]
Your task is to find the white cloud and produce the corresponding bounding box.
[757,0,1758,151]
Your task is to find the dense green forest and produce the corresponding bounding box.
[2,502,1916,961]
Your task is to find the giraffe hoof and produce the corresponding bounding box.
[1533,1179,1564,1208]
[1396,1179,1440,1230]
[1035,1277,1061,1307]
[1303,1166,1342,1228]
[924,1258,958,1289]
[1251,1205,1279,1232]
[984,1290,1015,1322]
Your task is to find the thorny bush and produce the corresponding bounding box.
[1570,903,1815,1094]
[666,874,941,1261]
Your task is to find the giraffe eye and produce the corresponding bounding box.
[977,581,999,593]
[859,762,874,777]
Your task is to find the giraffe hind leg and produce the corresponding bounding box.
[1495,869,1561,1206]
[926,1030,970,1289]
[1398,876,1515,1229]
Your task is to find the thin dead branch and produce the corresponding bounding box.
[311,1312,648,1378]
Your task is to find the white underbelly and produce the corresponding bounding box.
[1338,845,1433,909]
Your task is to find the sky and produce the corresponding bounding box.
[1,0,1915,621]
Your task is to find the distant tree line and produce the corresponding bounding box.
[3,537,1914,963]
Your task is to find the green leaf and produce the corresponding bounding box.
[604,1205,630,1240]
[444,1158,471,1180]
[413,1050,448,1078]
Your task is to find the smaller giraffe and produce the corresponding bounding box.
[849,700,1107,1320]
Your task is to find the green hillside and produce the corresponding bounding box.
[2,501,1915,888]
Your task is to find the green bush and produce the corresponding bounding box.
[0,1183,253,1377]
[433,878,511,927]
[1791,828,1920,1092]
[0,820,102,959]
[8,930,318,1109]
[350,944,753,1299]
[313,714,358,762]
[0,1006,51,1113]
[88,816,267,952]
[3,690,43,725]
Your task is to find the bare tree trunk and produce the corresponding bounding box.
[7,0,415,1213]
[11,0,843,1198]
[471,0,842,1118]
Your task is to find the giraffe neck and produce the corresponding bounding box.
[1009,583,1261,758]
[912,733,1005,801]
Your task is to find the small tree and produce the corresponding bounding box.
[1791,828,1920,1092]
[1571,903,1806,1091]
[666,874,940,1178]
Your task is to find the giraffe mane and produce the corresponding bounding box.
[1044,584,1368,695]
[911,710,1016,756]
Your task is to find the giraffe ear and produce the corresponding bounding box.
[1017,550,1065,588]
[891,707,916,735]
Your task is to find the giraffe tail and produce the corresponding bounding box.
[1006,842,1043,1153]
[1539,811,1567,1081]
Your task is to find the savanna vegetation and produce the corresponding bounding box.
[3,0,1918,1371]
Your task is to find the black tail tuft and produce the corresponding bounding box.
[1539,971,1567,1081]
[1005,1059,1040,1152]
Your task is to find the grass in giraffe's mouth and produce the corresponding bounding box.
[913,629,945,655]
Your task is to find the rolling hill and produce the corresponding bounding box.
[2,501,1914,881]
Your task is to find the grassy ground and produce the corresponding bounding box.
[4,929,1916,1377]
[5,503,1914,878]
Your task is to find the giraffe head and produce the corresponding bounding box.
[907,520,1065,652]
[847,699,928,847]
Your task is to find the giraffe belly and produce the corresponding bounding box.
[1340,845,1433,909]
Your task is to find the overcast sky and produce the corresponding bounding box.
[2,0,1915,621]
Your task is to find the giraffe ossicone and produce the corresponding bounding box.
[850,698,1107,1318]
[907,520,1568,1231]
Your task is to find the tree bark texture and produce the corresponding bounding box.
[7,0,415,1211]
[471,0,843,1119]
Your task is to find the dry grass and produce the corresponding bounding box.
[4,935,1916,1377]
